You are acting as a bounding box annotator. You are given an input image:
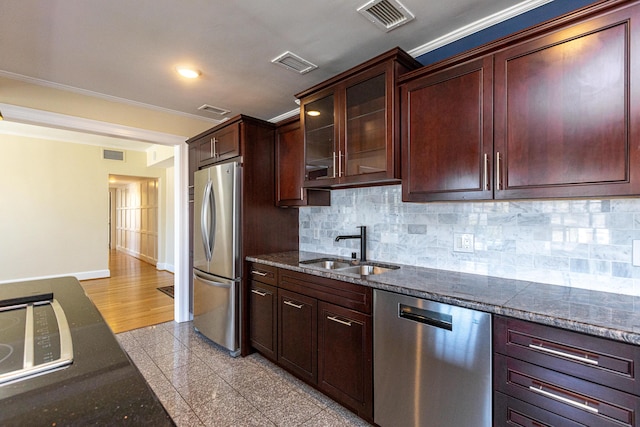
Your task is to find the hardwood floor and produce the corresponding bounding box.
[81,250,174,334]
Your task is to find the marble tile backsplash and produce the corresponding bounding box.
[299,185,640,296]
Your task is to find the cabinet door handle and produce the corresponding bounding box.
[327,315,352,327]
[528,385,598,414]
[528,343,598,365]
[338,150,343,178]
[251,270,268,276]
[495,151,501,190]
[212,137,218,157]
[209,138,214,158]
[332,151,337,178]
[284,300,304,309]
[483,153,489,190]
[251,289,268,297]
[300,188,304,201]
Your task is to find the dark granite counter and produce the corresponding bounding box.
[247,251,640,346]
[0,277,174,426]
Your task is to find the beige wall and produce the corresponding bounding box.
[0,134,169,282]
[0,76,213,137]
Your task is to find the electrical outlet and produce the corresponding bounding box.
[454,233,474,253]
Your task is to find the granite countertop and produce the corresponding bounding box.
[0,277,174,426]
[247,251,640,346]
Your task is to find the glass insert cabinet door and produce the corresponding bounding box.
[304,94,336,181]
[345,74,386,177]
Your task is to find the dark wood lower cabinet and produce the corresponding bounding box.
[494,391,586,427]
[494,315,640,426]
[249,264,373,422]
[249,280,277,362]
[318,301,372,419]
[277,289,317,384]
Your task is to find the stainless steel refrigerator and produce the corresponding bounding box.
[193,159,241,356]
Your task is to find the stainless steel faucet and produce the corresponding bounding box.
[335,226,367,262]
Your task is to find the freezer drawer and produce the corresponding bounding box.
[374,289,492,427]
[193,269,240,356]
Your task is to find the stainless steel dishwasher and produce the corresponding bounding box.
[374,289,492,427]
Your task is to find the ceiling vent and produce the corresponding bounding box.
[198,104,230,116]
[103,149,125,161]
[357,0,415,32]
[271,51,318,74]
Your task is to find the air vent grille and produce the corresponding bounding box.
[358,0,415,32]
[271,51,318,74]
[103,149,124,161]
[198,104,230,116]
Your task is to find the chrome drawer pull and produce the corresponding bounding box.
[327,316,352,327]
[251,289,268,297]
[529,343,598,365]
[251,270,268,276]
[529,386,598,414]
[284,300,303,309]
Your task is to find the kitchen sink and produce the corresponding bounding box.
[299,258,353,270]
[339,263,400,276]
[300,258,400,275]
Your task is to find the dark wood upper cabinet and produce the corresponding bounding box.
[297,47,421,188]
[195,122,240,167]
[402,56,494,202]
[401,0,640,202]
[494,4,640,199]
[275,117,330,207]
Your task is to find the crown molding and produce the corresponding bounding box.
[0,103,186,146]
[408,0,554,58]
[269,107,300,123]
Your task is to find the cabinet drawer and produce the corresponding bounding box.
[279,269,371,314]
[494,315,640,395]
[249,263,277,286]
[495,391,587,427]
[495,354,640,426]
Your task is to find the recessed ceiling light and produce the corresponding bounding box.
[176,67,201,79]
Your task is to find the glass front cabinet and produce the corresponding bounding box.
[298,48,421,188]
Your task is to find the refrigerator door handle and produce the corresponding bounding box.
[210,179,217,258]
[201,180,215,262]
[193,270,232,288]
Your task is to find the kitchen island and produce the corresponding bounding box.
[0,277,174,426]
[248,250,640,345]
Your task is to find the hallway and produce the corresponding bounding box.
[81,250,174,333]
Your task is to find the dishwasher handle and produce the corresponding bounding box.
[399,304,453,331]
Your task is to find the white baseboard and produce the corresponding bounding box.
[156,263,175,273]
[0,269,111,285]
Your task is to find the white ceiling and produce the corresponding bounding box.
[1,0,548,126]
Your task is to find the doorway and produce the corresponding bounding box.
[109,175,159,265]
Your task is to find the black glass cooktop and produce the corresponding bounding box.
[0,293,73,385]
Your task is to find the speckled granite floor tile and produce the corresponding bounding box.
[118,321,373,427]
[257,388,324,426]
